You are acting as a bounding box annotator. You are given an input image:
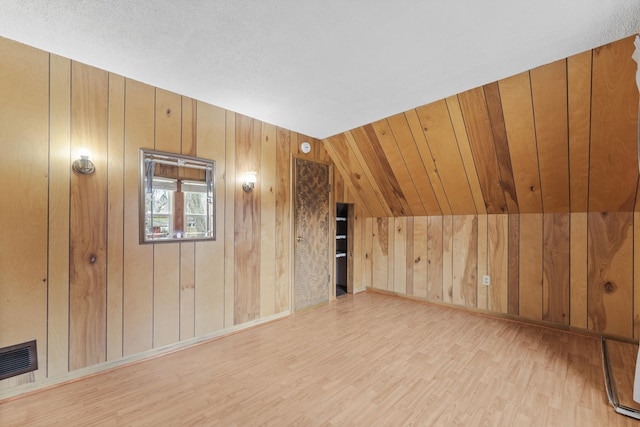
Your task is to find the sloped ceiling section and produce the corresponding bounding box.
[324,36,640,217]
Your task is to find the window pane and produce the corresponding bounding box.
[185,192,206,214]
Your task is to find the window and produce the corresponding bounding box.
[140,149,215,243]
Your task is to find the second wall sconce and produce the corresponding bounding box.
[72,152,95,175]
[242,171,257,192]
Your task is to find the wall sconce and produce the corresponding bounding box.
[242,171,257,192]
[72,151,95,175]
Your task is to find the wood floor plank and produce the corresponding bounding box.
[0,292,628,426]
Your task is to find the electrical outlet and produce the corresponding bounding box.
[482,275,490,286]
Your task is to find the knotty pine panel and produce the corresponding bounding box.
[122,79,155,357]
[498,72,543,213]
[570,213,588,330]
[635,213,640,339]
[519,214,543,320]
[588,212,633,337]
[427,216,444,302]
[412,217,428,299]
[530,59,570,213]
[372,218,389,290]
[275,127,292,312]
[106,74,125,359]
[387,114,441,215]
[362,218,374,291]
[0,38,49,389]
[387,217,396,293]
[69,61,108,371]
[405,218,414,296]
[48,54,71,375]
[508,215,519,316]
[260,123,277,316]
[351,206,361,294]
[589,37,638,212]
[452,215,478,307]
[393,217,407,294]
[487,215,508,313]
[442,216,454,303]
[542,213,570,325]
[476,215,488,310]
[195,103,226,333]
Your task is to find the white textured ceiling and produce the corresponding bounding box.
[1,1,639,139]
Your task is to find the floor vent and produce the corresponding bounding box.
[0,340,37,381]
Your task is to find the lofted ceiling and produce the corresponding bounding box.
[324,36,639,217]
[0,1,639,139]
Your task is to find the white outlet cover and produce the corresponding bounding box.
[482,275,490,286]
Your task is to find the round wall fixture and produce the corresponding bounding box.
[300,141,311,154]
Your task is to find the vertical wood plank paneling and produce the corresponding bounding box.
[588,212,633,337]
[635,213,640,339]
[543,213,570,325]
[567,51,592,213]
[152,89,181,348]
[195,103,226,333]
[372,218,389,290]
[498,72,543,213]
[122,79,154,356]
[351,206,362,293]
[445,96,487,215]
[427,216,444,302]
[234,114,260,324]
[224,112,237,325]
[275,127,291,312]
[179,97,196,339]
[508,215,519,316]
[412,217,428,299]
[488,215,508,313]
[415,101,476,214]
[69,62,108,371]
[0,38,49,389]
[442,216,454,303]
[47,54,71,375]
[387,114,441,215]
[483,82,519,213]
[458,89,507,214]
[404,110,452,215]
[530,59,570,213]
[371,120,425,216]
[477,215,488,310]
[387,218,396,292]
[570,213,588,330]
[405,217,414,296]
[106,73,125,359]
[588,37,638,212]
[362,217,374,291]
[519,214,543,320]
[452,215,478,307]
[393,217,407,294]
[260,123,277,316]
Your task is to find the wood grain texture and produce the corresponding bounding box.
[47,54,71,375]
[106,73,125,359]
[349,205,359,294]
[259,123,277,316]
[386,217,396,294]
[570,213,588,330]
[362,218,374,291]
[122,79,155,356]
[477,215,488,310]
[567,51,592,213]
[404,217,414,296]
[588,37,638,212]
[452,215,478,307]
[371,120,425,216]
[386,113,441,214]
[412,217,428,299]
[483,82,518,213]
[275,128,292,312]
[351,125,409,216]
[372,218,389,290]
[152,88,181,348]
[498,72,543,213]
[427,216,444,302]
[530,59,570,213]
[508,215,519,315]
[488,215,508,313]
[587,212,633,337]
[458,88,507,214]
[195,103,226,333]
[542,213,570,325]
[635,213,640,339]
[0,38,49,389]
[442,216,454,303]
[392,218,407,294]
[415,101,476,214]
[445,96,486,214]
[404,110,451,215]
[519,214,543,320]
[69,61,108,370]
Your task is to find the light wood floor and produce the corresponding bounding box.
[0,292,636,426]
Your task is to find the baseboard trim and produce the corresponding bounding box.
[0,310,290,402]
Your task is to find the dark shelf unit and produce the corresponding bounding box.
[336,204,348,295]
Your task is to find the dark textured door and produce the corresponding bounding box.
[294,158,331,311]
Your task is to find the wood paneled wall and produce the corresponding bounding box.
[363,213,640,340]
[324,36,639,217]
[0,36,332,393]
